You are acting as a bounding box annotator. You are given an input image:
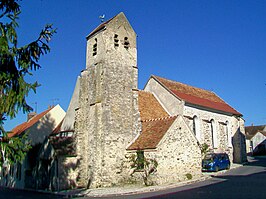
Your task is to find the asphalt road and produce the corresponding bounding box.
[85,156,266,199]
[0,187,64,199]
[0,156,265,199]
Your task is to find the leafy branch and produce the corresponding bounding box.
[0,0,56,168]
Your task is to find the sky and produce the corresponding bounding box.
[3,0,266,130]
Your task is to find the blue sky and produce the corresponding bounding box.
[4,0,266,130]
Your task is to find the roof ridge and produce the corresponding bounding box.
[153,75,211,94]
[142,115,176,122]
[152,75,242,116]
[10,107,54,137]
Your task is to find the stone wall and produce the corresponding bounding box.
[57,156,79,190]
[129,116,202,185]
[183,106,243,162]
[74,13,141,188]
[145,76,246,163]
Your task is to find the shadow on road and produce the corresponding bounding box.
[0,186,65,199]
[144,156,266,199]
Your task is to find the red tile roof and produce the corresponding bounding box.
[9,108,52,138]
[153,75,242,116]
[138,91,169,121]
[127,91,174,150]
[128,116,177,150]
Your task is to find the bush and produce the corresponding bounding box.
[185,173,192,180]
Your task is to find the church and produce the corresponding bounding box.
[56,12,246,189]
[3,12,247,190]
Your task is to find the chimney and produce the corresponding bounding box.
[27,112,37,121]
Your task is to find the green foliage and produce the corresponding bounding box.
[0,0,56,119]
[185,173,192,180]
[0,131,31,166]
[200,143,210,158]
[130,150,158,186]
[0,0,56,167]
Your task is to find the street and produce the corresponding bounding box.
[0,187,64,199]
[0,156,265,199]
[84,156,266,199]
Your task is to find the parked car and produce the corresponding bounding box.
[202,153,230,172]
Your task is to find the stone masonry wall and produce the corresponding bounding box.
[74,13,141,188]
[183,106,246,163]
[134,116,202,185]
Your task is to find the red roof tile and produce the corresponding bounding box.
[127,91,173,150]
[128,116,177,150]
[153,75,242,116]
[138,91,169,121]
[9,108,52,137]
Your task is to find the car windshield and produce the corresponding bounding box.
[204,154,215,160]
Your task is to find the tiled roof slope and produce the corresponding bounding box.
[128,91,173,150]
[138,91,169,121]
[153,75,242,116]
[128,116,177,150]
[9,108,52,138]
[245,125,266,140]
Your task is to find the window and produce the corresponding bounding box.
[124,37,130,49]
[114,34,119,47]
[193,116,201,142]
[136,151,144,170]
[226,121,232,147]
[211,119,218,148]
[92,38,97,56]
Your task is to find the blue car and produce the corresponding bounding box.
[202,153,230,172]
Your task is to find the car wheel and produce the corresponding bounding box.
[226,164,230,170]
[215,166,219,172]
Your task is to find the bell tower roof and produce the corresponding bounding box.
[86,12,136,40]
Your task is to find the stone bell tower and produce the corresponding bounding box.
[75,12,140,188]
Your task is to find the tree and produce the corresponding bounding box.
[0,0,56,169]
[130,150,158,186]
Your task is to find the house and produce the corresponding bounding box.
[0,105,65,189]
[245,125,266,155]
[34,78,80,190]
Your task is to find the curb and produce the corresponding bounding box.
[0,162,246,198]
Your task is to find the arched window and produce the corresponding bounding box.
[226,121,232,147]
[114,34,119,47]
[193,116,201,142]
[211,119,218,148]
[124,37,130,49]
[92,38,97,56]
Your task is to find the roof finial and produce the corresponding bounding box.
[99,14,105,23]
